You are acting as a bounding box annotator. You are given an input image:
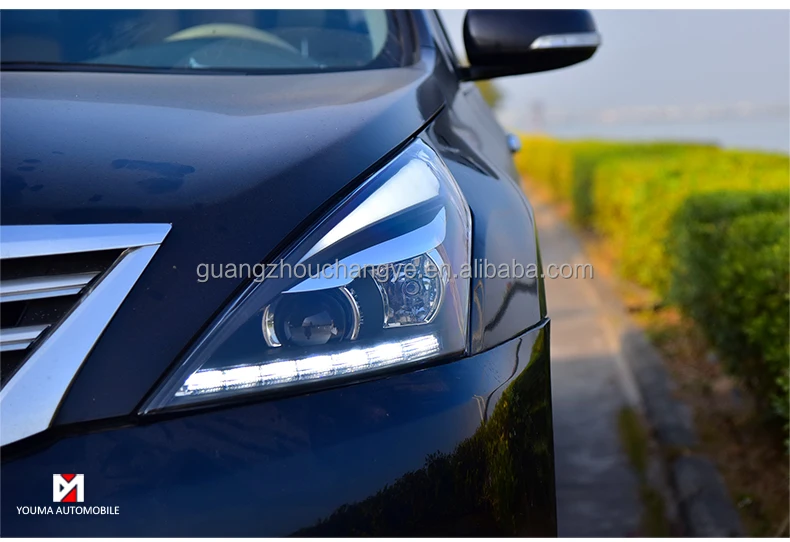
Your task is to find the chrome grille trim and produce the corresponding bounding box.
[0,223,171,446]
[0,223,170,259]
[0,325,49,352]
[0,272,98,303]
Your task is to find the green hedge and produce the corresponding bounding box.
[516,136,718,227]
[568,142,718,227]
[670,192,789,430]
[516,135,790,437]
[514,136,575,201]
[591,150,789,293]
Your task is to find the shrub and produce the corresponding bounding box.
[517,136,719,227]
[515,136,790,442]
[591,150,790,293]
[670,192,789,430]
[567,142,718,228]
[516,136,574,200]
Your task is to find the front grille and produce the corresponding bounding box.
[0,223,171,446]
[0,250,122,387]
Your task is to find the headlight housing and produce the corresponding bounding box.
[144,139,471,412]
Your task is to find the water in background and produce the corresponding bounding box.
[544,118,789,154]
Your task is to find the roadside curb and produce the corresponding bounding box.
[580,234,746,537]
[619,327,745,536]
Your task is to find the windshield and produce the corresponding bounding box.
[0,10,406,73]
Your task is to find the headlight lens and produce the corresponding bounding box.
[144,139,471,412]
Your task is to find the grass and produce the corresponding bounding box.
[617,407,673,537]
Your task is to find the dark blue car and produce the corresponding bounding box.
[0,9,599,536]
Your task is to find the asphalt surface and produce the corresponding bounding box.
[532,197,646,537]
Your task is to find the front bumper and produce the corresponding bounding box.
[1,320,554,537]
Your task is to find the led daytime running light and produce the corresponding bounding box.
[176,334,440,397]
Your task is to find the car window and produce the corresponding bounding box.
[0,10,405,73]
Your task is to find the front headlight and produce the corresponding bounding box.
[144,139,471,412]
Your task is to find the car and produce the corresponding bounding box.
[0,9,599,537]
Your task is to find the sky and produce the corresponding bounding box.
[438,10,790,152]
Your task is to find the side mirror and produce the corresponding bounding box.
[462,10,600,81]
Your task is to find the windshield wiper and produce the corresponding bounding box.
[1,61,383,76]
[0,61,243,75]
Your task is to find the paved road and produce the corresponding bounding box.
[531,197,646,536]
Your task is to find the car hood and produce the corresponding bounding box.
[0,61,444,423]
[1,66,441,226]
